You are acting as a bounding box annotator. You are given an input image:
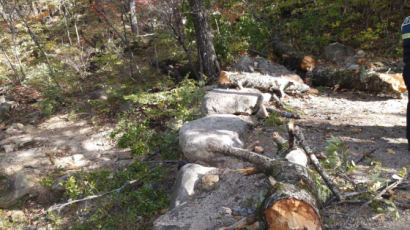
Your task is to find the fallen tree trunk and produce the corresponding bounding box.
[269,38,405,98]
[311,68,405,98]
[219,71,310,98]
[208,142,322,230]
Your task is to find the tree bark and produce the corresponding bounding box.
[129,0,139,35]
[188,0,220,81]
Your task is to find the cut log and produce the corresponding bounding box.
[219,71,310,98]
[264,184,321,230]
[311,67,405,98]
[269,39,405,98]
[208,142,322,230]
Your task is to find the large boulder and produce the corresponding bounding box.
[153,170,269,230]
[324,42,355,64]
[201,88,271,115]
[179,115,252,167]
[170,164,218,209]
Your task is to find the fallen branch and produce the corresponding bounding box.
[47,179,139,213]
[218,214,257,230]
[208,142,275,171]
[355,148,376,164]
[292,125,343,201]
[266,107,301,119]
[355,176,404,212]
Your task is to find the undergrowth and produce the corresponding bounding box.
[38,78,206,229]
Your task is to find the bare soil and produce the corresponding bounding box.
[250,89,410,229]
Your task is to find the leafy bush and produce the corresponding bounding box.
[111,79,205,157]
[61,160,169,229]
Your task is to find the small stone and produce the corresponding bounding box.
[15,123,24,130]
[201,174,219,191]
[254,146,264,153]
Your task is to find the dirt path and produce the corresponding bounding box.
[284,90,410,229]
[285,91,409,169]
[0,114,133,209]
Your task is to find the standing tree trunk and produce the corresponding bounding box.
[129,0,139,35]
[187,0,220,81]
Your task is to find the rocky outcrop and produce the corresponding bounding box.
[201,88,271,115]
[0,173,36,208]
[179,115,252,167]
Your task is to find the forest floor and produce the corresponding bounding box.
[282,90,410,229]
[1,87,410,229]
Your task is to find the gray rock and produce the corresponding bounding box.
[285,148,308,167]
[0,95,5,103]
[179,115,252,166]
[324,42,355,64]
[0,102,12,119]
[201,88,271,115]
[153,171,269,230]
[5,123,24,135]
[0,172,36,208]
[170,164,217,209]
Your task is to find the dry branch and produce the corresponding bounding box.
[47,179,139,213]
[292,125,343,201]
[208,142,275,171]
[218,214,257,230]
[266,107,301,119]
[355,176,404,213]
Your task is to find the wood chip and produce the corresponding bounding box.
[386,148,396,155]
[254,146,264,153]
